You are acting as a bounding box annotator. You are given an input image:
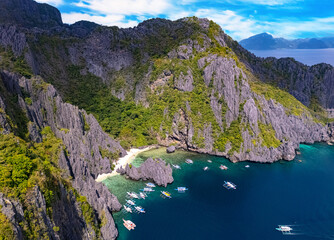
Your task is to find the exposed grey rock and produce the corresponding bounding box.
[166,145,176,153]
[174,69,194,92]
[120,158,173,187]
[0,71,125,239]
[0,193,24,239]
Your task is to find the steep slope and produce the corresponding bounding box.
[0,69,125,239]
[1,0,333,163]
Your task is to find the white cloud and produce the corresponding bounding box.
[194,9,257,40]
[35,0,63,6]
[62,12,139,28]
[75,0,172,15]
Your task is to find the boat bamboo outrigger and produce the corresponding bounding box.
[139,192,146,199]
[123,205,132,213]
[161,191,172,198]
[123,219,136,231]
[146,182,156,188]
[220,165,228,170]
[276,225,293,234]
[126,199,135,206]
[175,187,188,193]
[185,159,193,164]
[127,192,139,199]
[172,164,181,169]
[135,206,145,213]
[223,181,237,190]
[142,187,155,192]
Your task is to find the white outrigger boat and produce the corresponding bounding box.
[172,164,181,169]
[175,187,188,193]
[245,165,250,168]
[203,166,209,171]
[161,191,172,198]
[135,206,145,213]
[276,225,293,234]
[142,187,155,192]
[123,219,136,231]
[146,182,156,188]
[207,160,212,163]
[223,181,237,190]
[139,192,146,199]
[127,192,139,199]
[123,205,132,213]
[220,165,228,170]
[185,159,193,164]
[126,199,135,206]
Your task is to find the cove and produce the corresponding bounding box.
[104,144,334,240]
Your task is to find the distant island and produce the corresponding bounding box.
[239,32,334,50]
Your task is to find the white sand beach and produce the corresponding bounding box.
[96,146,153,182]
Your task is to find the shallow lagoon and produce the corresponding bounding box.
[104,144,334,240]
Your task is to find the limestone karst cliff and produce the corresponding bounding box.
[1,0,334,239]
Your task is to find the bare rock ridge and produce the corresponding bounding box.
[0,70,126,239]
[117,158,174,187]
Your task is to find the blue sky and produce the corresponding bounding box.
[36,0,334,40]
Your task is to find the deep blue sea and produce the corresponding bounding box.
[250,48,334,66]
[104,144,334,240]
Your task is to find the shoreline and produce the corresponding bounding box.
[96,146,155,182]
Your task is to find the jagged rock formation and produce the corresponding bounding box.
[0,2,332,164]
[117,158,173,187]
[0,70,126,239]
[1,0,334,237]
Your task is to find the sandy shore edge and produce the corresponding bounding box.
[96,146,154,182]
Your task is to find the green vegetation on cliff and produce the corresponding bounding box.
[0,206,15,240]
[0,127,101,238]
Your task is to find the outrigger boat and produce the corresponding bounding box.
[223,181,237,190]
[172,164,181,169]
[123,205,132,213]
[123,219,136,231]
[220,165,228,170]
[126,200,135,206]
[185,159,193,164]
[203,166,209,171]
[161,191,172,198]
[142,187,155,192]
[207,160,212,163]
[146,182,156,188]
[127,192,139,199]
[135,206,145,213]
[276,225,293,234]
[245,165,250,168]
[139,192,146,199]
[175,187,188,193]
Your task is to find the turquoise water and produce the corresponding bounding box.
[104,144,334,240]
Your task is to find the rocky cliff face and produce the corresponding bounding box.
[117,158,174,187]
[0,70,126,239]
[1,8,332,164]
[1,0,334,238]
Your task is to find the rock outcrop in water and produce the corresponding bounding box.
[166,145,176,153]
[1,0,334,237]
[117,158,174,187]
